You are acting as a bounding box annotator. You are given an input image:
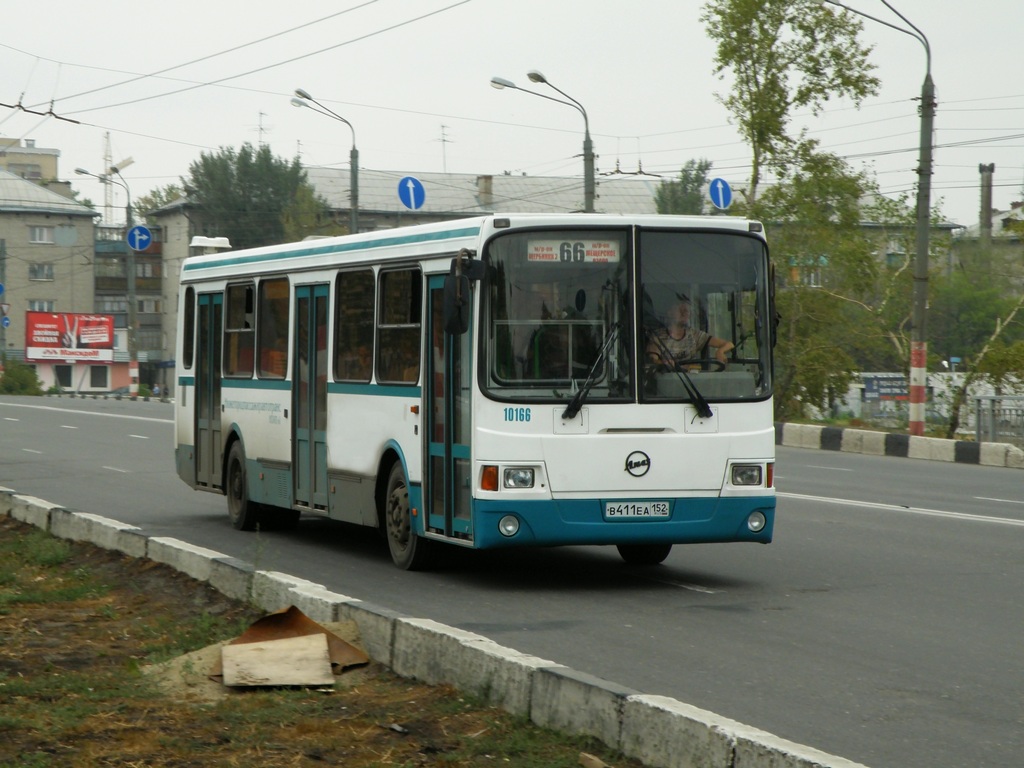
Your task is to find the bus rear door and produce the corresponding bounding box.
[195,292,222,489]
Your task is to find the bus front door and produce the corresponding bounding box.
[293,284,329,509]
[425,278,473,540]
[195,293,223,488]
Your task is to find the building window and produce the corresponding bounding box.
[89,366,109,389]
[28,299,56,312]
[29,226,55,244]
[29,263,55,281]
[55,365,72,389]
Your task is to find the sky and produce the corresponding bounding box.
[2,0,1021,230]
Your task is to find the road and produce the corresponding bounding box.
[1,395,1021,768]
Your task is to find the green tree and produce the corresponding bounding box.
[0,356,44,395]
[701,0,879,203]
[755,150,879,419]
[184,143,330,250]
[134,183,183,226]
[655,159,713,214]
[282,183,346,242]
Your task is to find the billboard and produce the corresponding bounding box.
[25,312,115,364]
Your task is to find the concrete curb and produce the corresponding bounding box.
[0,486,868,768]
[775,422,1024,469]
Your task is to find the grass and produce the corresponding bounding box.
[0,516,646,768]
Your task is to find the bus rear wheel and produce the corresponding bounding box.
[384,462,434,571]
[616,543,672,565]
[226,442,261,531]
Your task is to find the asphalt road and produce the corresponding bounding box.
[1,395,1021,768]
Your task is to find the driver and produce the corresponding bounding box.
[647,299,734,370]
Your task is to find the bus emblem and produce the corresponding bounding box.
[625,451,651,477]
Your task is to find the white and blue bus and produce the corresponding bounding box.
[174,214,777,569]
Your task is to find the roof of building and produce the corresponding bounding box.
[304,167,661,215]
[0,169,98,217]
[958,203,1024,240]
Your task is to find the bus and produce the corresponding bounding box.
[174,214,777,570]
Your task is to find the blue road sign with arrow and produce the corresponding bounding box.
[126,225,152,252]
[398,176,426,210]
[708,177,733,210]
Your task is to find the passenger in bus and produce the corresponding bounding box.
[647,299,734,370]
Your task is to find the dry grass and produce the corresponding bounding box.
[0,516,644,768]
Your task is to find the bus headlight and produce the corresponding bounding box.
[498,515,520,537]
[731,464,762,486]
[503,467,534,489]
[747,511,767,532]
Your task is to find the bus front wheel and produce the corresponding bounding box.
[617,543,672,566]
[384,462,434,571]
[226,443,261,531]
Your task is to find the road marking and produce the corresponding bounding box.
[129,434,149,440]
[103,466,129,473]
[975,496,1024,506]
[780,491,1024,527]
[0,401,171,424]
[61,425,78,430]
[22,448,42,454]
[4,417,18,422]
[635,574,719,593]
[806,465,853,472]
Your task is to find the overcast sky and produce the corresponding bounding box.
[3,0,1020,229]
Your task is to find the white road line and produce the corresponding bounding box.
[780,491,1024,527]
[975,496,1024,506]
[4,417,18,422]
[61,425,78,429]
[805,465,854,472]
[129,434,149,440]
[22,448,42,454]
[0,402,171,424]
[102,466,129,473]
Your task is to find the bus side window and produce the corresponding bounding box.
[377,268,422,384]
[182,286,195,369]
[334,269,375,382]
[224,282,255,377]
[257,277,289,378]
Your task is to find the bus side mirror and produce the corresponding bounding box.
[444,273,471,335]
[443,251,484,335]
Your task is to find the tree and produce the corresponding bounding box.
[701,0,879,203]
[0,356,43,395]
[655,159,713,214]
[134,183,183,226]
[184,143,330,250]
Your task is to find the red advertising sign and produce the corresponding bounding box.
[25,312,115,364]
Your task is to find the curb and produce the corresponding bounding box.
[774,422,1024,469]
[0,486,869,768]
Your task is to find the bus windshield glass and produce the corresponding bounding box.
[483,226,771,404]
[484,229,630,402]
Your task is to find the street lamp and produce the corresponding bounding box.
[291,89,359,234]
[76,166,140,398]
[820,0,935,436]
[490,70,595,213]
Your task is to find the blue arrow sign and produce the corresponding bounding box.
[708,178,733,210]
[398,176,426,210]
[126,225,152,252]
[0,282,4,295]
[1,317,9,329]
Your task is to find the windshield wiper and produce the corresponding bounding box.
[562,322,620,420]
[647,333,713,419]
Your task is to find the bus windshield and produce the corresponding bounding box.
[483,226,771,404]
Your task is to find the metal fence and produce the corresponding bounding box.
[974,396,1024,447]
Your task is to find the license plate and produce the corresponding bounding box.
[604,500,670,519]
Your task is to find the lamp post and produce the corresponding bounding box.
[821,0,934,436]
[76,166,139,398]
[491,71,595,213]
[291,89,359,234]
